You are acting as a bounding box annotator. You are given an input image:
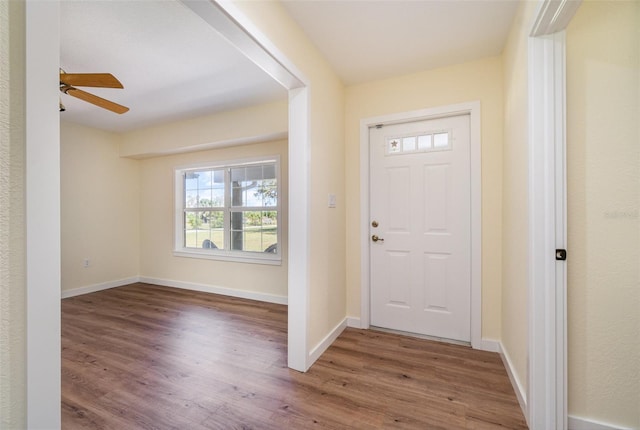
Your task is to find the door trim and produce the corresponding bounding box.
[527,0,580,426]
[359,101,482,349]
[527,31,566,427]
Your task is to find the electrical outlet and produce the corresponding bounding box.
[83,258,90,268]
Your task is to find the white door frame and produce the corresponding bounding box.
[527,0,581,428]
[359,101,482,350]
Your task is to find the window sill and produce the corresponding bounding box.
[173,249,282,266]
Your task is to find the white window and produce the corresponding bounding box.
[174,157,280,265]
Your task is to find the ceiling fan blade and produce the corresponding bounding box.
[60,73,124,89]
[64,87,129,114]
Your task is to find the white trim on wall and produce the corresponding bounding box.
[568,416,635,430]
[286,86,311,371]
[528,30,566,429]
[62,276,288,304]
[308,318,347,365]
[346,317,361,328]
[359,101,483,350]
[479,339,500,353]
[531,0,582,37]
[61,277,140,299]
[181,0,304,89]
[499,342,528,418]
[25,1,61,427]
[527,0,580,427]
[138,277,288,305]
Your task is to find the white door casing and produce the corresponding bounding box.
[369,115,471,342]
[360,102,482,350]
[528,0,580,426]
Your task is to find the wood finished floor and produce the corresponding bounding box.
[62,283,528,429]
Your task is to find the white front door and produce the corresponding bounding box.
[369,114,471,342]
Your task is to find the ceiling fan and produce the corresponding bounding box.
[59,69,129,114]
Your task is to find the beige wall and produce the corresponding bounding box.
[500,0,537,400]
[61,122,140,292]
[344,56,504,341]
[121,99,288,159]
[138,139,289,299]
[567,1,640,427]
[60,119,289,300]
[0,1,26,427]
[230,0,346,349]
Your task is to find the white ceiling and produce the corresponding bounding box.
[60,0,520,133]
[60,0,287,133]
[282,0,520,85]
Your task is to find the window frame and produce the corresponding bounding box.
[174,156,281,265]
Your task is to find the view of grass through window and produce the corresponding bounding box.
[183,162,278,254]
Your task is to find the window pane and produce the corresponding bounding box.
[185,169,224,208]
[185,171,199,190]
[197,189,213,208]
[254,179,277,206]
[184,211,204,248]
[387,138,401,154]
[184,210,225,249]
[402,136,416,152]
[263,164,276,180]
[211,187,224,207]
[230,210,277,253]
[433,132,449,148]
[231,182,246,207]
[197,170,212,189]
[185,190,199,208]
[230,164,277,207]
[418,134,432,150]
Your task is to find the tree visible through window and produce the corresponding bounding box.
[230,164,278,253]
[176,158,280,263]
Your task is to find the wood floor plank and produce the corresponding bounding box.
[62,283,527,429]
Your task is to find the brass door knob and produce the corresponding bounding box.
[371,235,384,242]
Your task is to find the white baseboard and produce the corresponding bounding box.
[61,277,140,298]
[498,342,528,423]
[138,276,288,305]
[479,339,500,353]
[568,416,634,430]
[307,318,347,367]
[346,317,361,328]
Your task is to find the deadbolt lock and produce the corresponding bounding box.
[371,220,379,228]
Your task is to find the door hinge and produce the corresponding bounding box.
[555,249,567,261]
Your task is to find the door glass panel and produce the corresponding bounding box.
[433,132,449,148]
[402,136,417,152]
[418,134,432,150]
[387,138,401,154]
